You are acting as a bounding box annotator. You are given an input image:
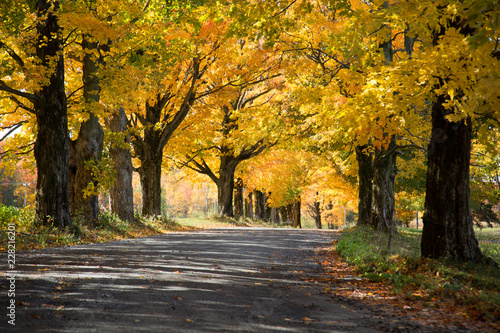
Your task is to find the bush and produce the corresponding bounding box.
[0,204,20,229]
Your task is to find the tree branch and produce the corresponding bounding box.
[0,41,25,68]
[0,80,39,103]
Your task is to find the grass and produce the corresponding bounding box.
[0,206,195,252]
[335,225,500,323]
[0,205,282,252]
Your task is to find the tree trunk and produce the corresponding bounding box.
[108,108,134,222]
[233,178,244,218]
[254,190,266,220]
[314,200,322,229]
[68,36,104,227]
[245,192,253,220]
[279,206,289,224]
[138,158,162,216]
[33,0,72,229]
[292,199,301,228]
[421,98,487,263]
[356,145,373,226]
[270,207,280,224]
[217,162,236,217]
[265,192,272,221]
[133,97,165,217]
[420,15,494,264]
[371,139,397,232]
[69,114,103,226]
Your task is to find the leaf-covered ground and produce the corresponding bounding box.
[315,227,500,333]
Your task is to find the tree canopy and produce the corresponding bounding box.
[1,0,499,263]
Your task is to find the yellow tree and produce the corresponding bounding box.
[0,0,74,228]
[168,35,285,217]
[97,1,231,217]
[411,0,500,262]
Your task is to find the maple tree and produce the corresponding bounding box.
[0,0,74,228]
[0,0,498,271]
[100,1,237,217]
[167,34,284,217]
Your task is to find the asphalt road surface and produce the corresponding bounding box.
[2,228,457,332]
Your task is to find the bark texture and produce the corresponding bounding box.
[216,158,237,217]
[421,100,485,262]
[313,200,322,229]
[108,108,134,222]
[292,199,301,228]
[33,0,72,228]
[371,140,397,232]
[69,36,104,226]
[355,145,373,226]
[421,16,492,264]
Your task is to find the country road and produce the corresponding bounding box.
[2,228,460,332]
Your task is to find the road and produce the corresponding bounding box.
[3,228,444,332]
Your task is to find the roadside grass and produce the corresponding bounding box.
[0,205,194,252]
[0,205,281,252]
[335,226,500,323]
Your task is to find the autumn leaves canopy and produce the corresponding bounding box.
[0,1,499,263]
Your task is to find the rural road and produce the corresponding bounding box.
[2,228,454,332]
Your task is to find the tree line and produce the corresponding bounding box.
[0,0,499,265]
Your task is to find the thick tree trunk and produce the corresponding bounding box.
[68,36,104,226]
[133,97,166,217]
[292,199,301,228]
[356,145,373,226]
[69,114,103,226]
[371,140,397,232]
[108,109,134,222]
[421,98,487,263]
[217,164,236,217]
[138,158,162,216]
[233,178,244,218]
[33,0,72,229]
[245,192,253,220]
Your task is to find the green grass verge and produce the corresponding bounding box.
[335,226,500,322]
[0,206,192,252]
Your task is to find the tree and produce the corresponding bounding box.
[170,34,283,217]
[108,108,134,222]
[415,1,499,263]
[0,0,73,228]
[69,33,104,226]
